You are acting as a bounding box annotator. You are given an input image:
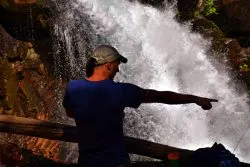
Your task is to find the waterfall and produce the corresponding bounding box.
[51,0,250,162]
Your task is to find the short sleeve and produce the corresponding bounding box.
[118,83,145,108]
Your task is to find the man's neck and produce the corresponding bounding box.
[86,75,110,82]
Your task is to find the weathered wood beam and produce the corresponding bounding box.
[0,115,249,167]
[0,115,192,161]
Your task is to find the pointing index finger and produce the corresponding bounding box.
[209,98,218,102]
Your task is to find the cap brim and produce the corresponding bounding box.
[118,55,128,63]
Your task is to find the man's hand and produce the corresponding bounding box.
[195,97,218,110]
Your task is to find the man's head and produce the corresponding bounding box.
[86,45,127,80]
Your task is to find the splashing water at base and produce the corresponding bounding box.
[52,0,250,163]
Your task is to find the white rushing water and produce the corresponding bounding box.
[53,0,250,162]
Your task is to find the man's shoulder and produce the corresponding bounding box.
[68,79,86,85]
[66,80,86,90]
[67,79,116,88]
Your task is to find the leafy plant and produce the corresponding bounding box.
[203,0,217,16]
[240,64,249,72]
[194,11,201,18]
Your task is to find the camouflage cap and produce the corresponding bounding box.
[92,45,127,65]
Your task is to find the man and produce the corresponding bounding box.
[63,45,218,167]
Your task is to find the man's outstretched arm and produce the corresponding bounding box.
[142,89,218,110]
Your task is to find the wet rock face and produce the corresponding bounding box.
[0,0,51,41]
[176,0,204,19]
[136,0,205,19]
[12,0,37,4]
[212,0,250,47]
[0,26,45,116]
[0,143,23,167]
[0,25,68,160]
[220,0,250,33]
[190,17,250,89]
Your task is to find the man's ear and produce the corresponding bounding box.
[106,63,112,71]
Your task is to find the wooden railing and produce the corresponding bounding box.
[0,115,249,166]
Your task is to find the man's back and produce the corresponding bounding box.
[63,79,144,167]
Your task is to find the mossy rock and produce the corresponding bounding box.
[240,58,250,89]
[0,58,21,114]
[191,18,227,53]
[6,42,28,61]
[19,73,40,116]
[191,17,250,92]
[23,48,41,70]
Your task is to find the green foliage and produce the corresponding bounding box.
[203,0,217,16]
[194,11,201,18]
[36,0,45,7]
[240,64,249,72]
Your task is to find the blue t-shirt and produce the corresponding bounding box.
[62,79,145,167]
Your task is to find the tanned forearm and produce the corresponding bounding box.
[143,89,199,104]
